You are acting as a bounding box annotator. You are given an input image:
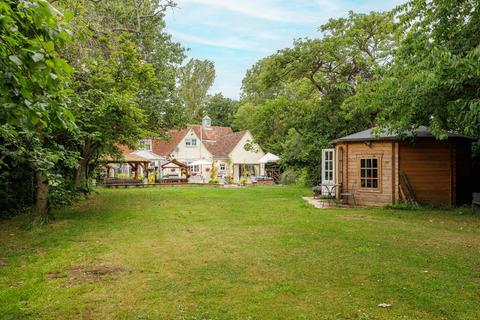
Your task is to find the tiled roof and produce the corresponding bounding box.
[152,128,190,156]
[190,125,233,141]
[121,125,248,158]
[204,131,247,157]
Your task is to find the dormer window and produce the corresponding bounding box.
[139,139,152,151]
[185,138,197,147]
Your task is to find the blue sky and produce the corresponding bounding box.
[165,0,404,99]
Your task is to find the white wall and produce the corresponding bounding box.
[171,129,212,163]
[229,131,265,165]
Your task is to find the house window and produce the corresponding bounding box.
[219,163,226,172]
[139,139,152,151]
[185,138,197,147]
[189,165,200,173]
[359,158,379,189]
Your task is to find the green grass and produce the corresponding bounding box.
[1,186,479,320]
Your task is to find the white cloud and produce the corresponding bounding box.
[178,0,320,24]
[170,30,259,50]
[167,0,406,99]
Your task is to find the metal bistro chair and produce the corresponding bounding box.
[340,181,356,206]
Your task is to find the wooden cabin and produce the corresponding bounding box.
[323,127,475,207]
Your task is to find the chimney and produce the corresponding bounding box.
[202,115,211,129]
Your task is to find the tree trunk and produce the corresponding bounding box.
[74,157,88,188]
[34,172,50,220]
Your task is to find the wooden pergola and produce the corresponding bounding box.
[101,153,152,180]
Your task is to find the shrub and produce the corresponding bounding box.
[280,168,310,187]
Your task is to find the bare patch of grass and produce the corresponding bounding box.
[47,264,126,287]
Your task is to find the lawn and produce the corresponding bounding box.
[0,186,479,320]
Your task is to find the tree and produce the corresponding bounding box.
[345,0,480,140]
[0,0,76,219]
[0,0,187,219]
[179,59,216,121]
[203,93,239,127]
[237,11,397,183]
[53,0,187,190]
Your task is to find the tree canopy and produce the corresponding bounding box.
[179,58,216,121]
[237,11,398,183]
[0,0,187,219]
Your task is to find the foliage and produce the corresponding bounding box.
[0,0,187,217]
[237,11,397,184]
[280,168,309,186]
[344,0,480,142]
[0,0,77,218]
[203,93,239,127]
[209,162,218,183]
[179,58,216,121]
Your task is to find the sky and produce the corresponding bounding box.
[165,0,404,99]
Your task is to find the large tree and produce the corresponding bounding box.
[237,11,398,183]
[179,58,216,121]
[0,0,76,219]
[203,93,239,127]
[53,0,186,190]
[0,0,187,219]
[345,0,480,140]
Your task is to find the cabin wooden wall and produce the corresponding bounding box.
[336,141,396,206]
[335,139,472,207]
[399,140,453,206]
[454,140,472,205]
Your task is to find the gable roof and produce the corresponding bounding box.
[152,128,190,156]
[161,159,188,168]
[153,125,241,157]
[332,126,475,143]
[103,152,150,163]
[190,125,234,141]
[204,131,248,157]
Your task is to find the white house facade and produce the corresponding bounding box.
[120,116,266,183]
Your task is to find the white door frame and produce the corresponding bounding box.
[321,149,335,196]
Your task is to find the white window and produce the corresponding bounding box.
[219,163,226,172]
[189,165,200,173]
[139,139,152,151]
[185,138,197,147]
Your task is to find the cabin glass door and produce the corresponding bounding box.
[321,149,335,196]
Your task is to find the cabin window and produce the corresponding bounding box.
[359,158,379,189]
[185,138,197,147]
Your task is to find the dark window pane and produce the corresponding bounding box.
[373,180,378,188]
[361,169,366,178]
[367,159,372,167]
[361,179,366,187]
[373,169,378,178]
[361,159,365,167]
[373,159,378,168]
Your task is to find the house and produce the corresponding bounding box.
[323,126,475,206]
[120,116,266,183]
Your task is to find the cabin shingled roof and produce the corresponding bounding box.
[332,126,475,144]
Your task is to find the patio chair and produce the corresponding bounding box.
[340,181,356,206]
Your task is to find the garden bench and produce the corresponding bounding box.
[472,193,480,211]
[104,179,143,188]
